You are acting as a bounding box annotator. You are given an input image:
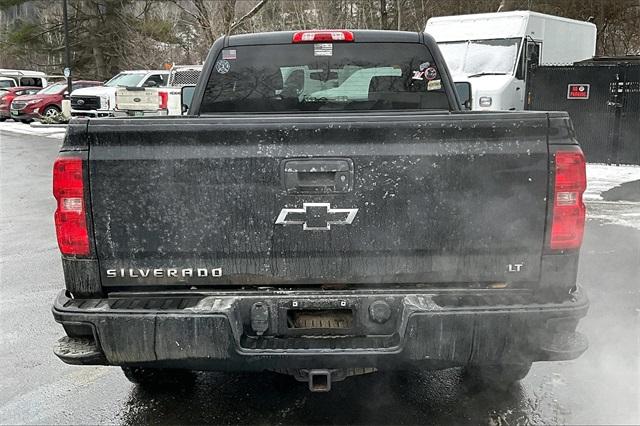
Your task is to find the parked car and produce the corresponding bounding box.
[70,70,169,118]
[10,80,102,123]
[0,69,48,89]
[0,87,41,121]
[52,30,589,392]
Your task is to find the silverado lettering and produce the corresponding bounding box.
[51,29,588,393]
[105,268,223,278]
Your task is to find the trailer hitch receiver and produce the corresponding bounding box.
[308,369,332,392]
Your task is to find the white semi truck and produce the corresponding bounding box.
[425,11,597,110]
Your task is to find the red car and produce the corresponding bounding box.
[10,80,102,122]
[0,87,41,121]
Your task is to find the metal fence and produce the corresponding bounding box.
[526,62,640,165]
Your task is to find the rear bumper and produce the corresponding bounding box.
[52,287,589,370]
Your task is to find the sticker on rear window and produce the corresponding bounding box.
[215,59,230,74]
[424,67,438,80]
[412,66,438,81]
[427,80,442,91]
[314,43,333,56]
[222,49,236,60]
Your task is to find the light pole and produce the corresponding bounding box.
[63,0,71,92]
[62,0,72,117]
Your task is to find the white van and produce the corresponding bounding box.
[425,11,597,110]
[0,69,47,89]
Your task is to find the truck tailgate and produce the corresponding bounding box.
[87,112,549,288]
[114,87,158,112]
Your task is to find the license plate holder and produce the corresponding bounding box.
[287,309,353,330]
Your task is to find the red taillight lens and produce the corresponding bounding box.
[158,91,168,110]
[292,30,354,43]
[550,150,586,250]
[53,157,90,256]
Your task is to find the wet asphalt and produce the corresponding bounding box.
[0,128,638,425]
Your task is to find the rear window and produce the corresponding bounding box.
[200,43,449,113]
[0,79,16,89]
[20,77,43,87]
[105,73,145,87]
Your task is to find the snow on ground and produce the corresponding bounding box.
[587,201,640,230]
[584,164,640,230]
[585,164,640,201]
[0,121,66,139]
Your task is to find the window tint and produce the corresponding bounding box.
[38,83,66,94]
[0,79,16,88]
[71,82,95,91]
[201,43,449,113]
[105,73,145,87]
[20,77,43,87]
[143,74,168,87]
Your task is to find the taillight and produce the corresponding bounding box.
[158,91,168,110]
[549,150,586,250]
[53,157,90,256]
[292,30,354,43]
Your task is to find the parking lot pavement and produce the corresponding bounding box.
[1,129,638,425]
[0,120,66,139]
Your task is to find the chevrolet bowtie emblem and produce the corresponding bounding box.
[275,203,358,231]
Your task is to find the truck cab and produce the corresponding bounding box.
[70,70,169,118]
[425,11,597,111]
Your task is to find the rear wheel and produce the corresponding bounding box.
[0,117,6,122]
[20,119,31,124]
[43,105,61,119]
[464,363,532,391]
[122,366,196,389]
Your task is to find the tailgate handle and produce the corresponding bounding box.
[282,158,354,194]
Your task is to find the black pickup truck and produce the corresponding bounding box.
[52,30,588,392]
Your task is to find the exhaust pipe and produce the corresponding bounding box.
[308,369,332,392]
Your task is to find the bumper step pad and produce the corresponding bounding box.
[53,336,106,365]
[539,331,589,360]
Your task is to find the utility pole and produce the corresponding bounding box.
[61,0,72,118]
[63,0,71,94]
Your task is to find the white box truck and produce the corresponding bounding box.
[425,11,597,110]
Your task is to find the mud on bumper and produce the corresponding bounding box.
[52,288,589,370]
